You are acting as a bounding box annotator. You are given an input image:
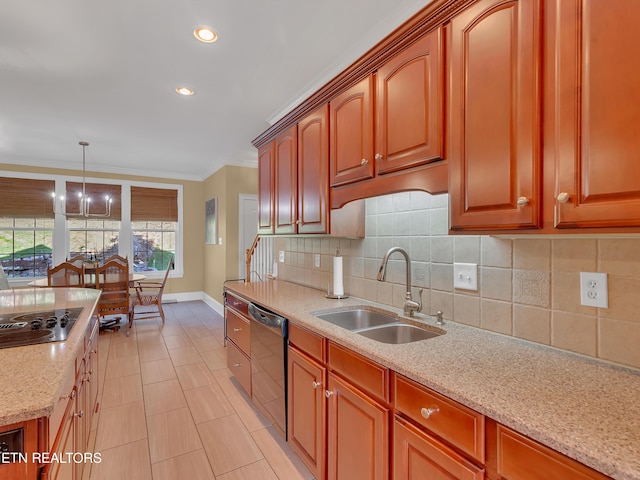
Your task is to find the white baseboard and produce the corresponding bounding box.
[161,291,224,316]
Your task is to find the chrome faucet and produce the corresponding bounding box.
[377,246,422,316]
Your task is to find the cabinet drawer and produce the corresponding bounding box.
[227,341,251,396]
[393,373,484,462]
[328,341,388,403]
[226,308,250,355]
[225,292,249,317]
[48,365,76,450]
[289,322,325,362]
[394,416,484,480]
[497,424,611,480]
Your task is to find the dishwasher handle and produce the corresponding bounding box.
[248,303,285,329]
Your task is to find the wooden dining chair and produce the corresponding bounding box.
[66,255,86,268]
[128,256,173,335]
[104,254,128,268]
[47,262,85,287]
[95,258,130,333]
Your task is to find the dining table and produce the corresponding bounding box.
[28,273,146,288]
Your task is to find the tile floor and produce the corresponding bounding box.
[87,301,313,480]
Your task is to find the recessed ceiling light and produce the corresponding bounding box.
[193,26,218,43]
[175,87,194,96]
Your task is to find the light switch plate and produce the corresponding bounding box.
[454,263,478,291]
[314,254,321,268]
[279,251,285,263]
[580,272,608,308]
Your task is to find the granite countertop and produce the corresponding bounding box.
[225,280,640,480]
[0,288,101,426]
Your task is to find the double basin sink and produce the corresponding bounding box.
[313,307,444,344]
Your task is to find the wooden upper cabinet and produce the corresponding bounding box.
[257,141,275,234]
[449,0,542,230]
[274,125,297,234]
[298,105,329,234]
[376,27,443,175]
[548,0,640,228]
[329,76,375,186]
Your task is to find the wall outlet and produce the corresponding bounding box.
[580,272,608,308]
[279,250,285,263]
[454,263,478,291]
[218,237,223,245]
[314,254,321,268]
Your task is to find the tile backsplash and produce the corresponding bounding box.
[274,191,640,370]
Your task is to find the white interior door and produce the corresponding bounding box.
[238,194,258,278]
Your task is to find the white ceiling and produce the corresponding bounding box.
[0,0,432,181]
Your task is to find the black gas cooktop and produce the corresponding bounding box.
[0,307,83,349]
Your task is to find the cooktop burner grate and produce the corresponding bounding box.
[0,307,84,349]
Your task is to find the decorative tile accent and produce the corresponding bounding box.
[513,270,550,308]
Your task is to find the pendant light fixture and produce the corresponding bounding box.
[51,141,113,217]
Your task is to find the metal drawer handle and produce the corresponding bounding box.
[421,407,439,419]
[325,390,334,398]
[233,328,242,332]
[312,381,322,389]
[234,363,242,367]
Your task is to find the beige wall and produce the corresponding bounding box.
[275,191,640,371]
[0,163,205,296]
[202,166,258,303]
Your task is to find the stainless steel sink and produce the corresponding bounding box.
[356,324,442,344]
[313,308,398,330]
[313,307,444,344]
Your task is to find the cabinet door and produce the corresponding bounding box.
[449,0,542,230]
[298,104,329,234]
[549,0,640,228]
[329,76,375,186]
[257,140,275,234]
[394,416,485,480]
[42,393,75,480]
[376,27,443,175]
[288,347,326,480]
[274,125,298,234]
[327,372,389,480]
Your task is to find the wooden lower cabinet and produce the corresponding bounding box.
[287,347,326,480]
[394,416,484,480]
[326,372,389,480]
[487,421,611,480]
[284,324,612,480]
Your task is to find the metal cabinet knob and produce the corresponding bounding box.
[375,153,383,161]
[420,407,439,419]
[325,390,334,398]
[557,192,570,203]
[75,411,84,418]
[312,381,322,389]
[233,363,242,367]
[517,197,529,206]
[361,159,368,165]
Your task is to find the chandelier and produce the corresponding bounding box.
[51,141,113,217]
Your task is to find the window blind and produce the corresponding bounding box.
[0,177,55,218]
[131,186,178,222]
[65,182,122,220]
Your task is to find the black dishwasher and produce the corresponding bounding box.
[248,302,288,440]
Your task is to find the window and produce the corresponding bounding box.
[0,178,55,278]
[131,187,177,273]
[66,181,122,264]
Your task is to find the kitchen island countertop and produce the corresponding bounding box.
[225,280,640,480]
[0,288,100,427]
